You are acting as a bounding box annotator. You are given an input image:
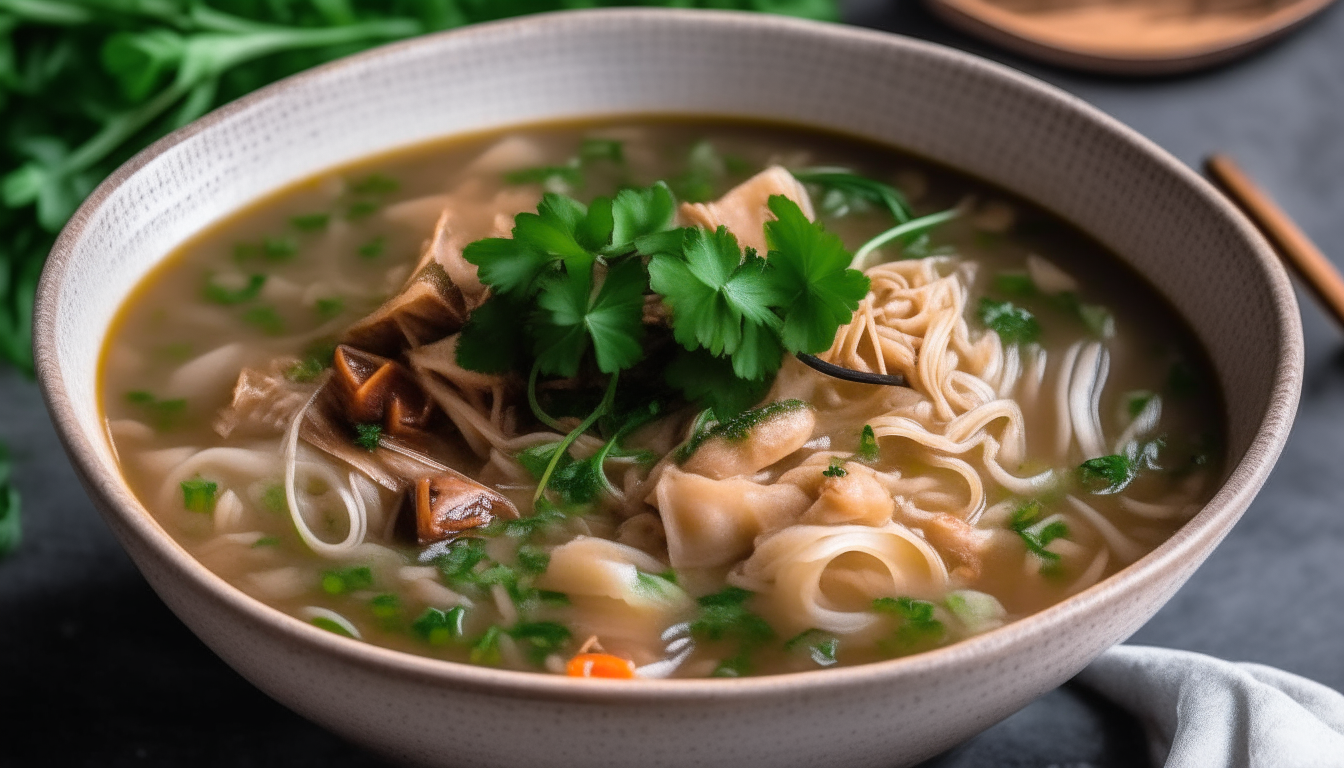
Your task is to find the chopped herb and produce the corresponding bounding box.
[263,237,298,262]
[434,538,489,586]
[784,629,840,667]
[790,168,912,222]
[346,199,380,220]
[872,596,945,652]
[251,536,280,548]
[993,271,1036,297]
[126,390,187,431]
[1077,454,1135,495]
[311,617,355,638]
[314,297,344,319]
[711,652,753,678]
[353,423,382,452]
[509,621,572,665]
[0,446,21,558]
[505,160,583,189]
[978,298,1040,345]
[578,138,624,165]
[676,399,808,463]
[669,140,726,203]
[822,459,847,478]
[411,606,466,645]
[349,173,399,196]
[657,569,679,585]
[260,484,287,515]
[515,545,550,576]
[357,235,387,259]
[370,593,402,623]
[285,340,336,383]
[289,213,330,232]
[154,342,194,362]
[505,138,625,191]
[180,478,218,514]
[857,424,880,462]
[469,625,503,666]
[500,501,567,539]
[241,305,285,336]
[474,563,518,590]
[632,571,677,599]
[1126,390,1157,419]
[321,566,374,595]
[690,587,775,646]
[203,273,266,305]
[1009,500,1069,576]
[535,590,570,607]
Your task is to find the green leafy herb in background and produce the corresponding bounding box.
[0,0,839,561]
[0,444,20,557]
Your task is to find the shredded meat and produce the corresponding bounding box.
[214,359,315,439]
[678,165,815,253]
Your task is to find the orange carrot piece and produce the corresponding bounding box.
[567,653,636,679]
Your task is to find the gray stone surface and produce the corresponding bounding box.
[3,1,1343,764]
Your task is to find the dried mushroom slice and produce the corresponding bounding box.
[342,262,470,354]
[332,345,432,434]
[415,474,516,544]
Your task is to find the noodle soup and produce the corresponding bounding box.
[100,120,1222,678]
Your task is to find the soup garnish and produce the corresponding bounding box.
[101,120,1222,678]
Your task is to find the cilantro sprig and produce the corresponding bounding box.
[458,181,870,425]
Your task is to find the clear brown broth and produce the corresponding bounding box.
[100,118,1224,677]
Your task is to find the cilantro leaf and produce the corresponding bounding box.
[649,226,784,364]
[455,293,529,373]
[978,298,1041,345]
[872,596,945,652]
[203,273,266,305]
[463,237,549,295]
[411,606,466,645]
[857,424,880,462]
[784,628,840,667]
[763,195,869,354]
[321,565,374,595]
[610,181,676,249]
[180,477,217,514]
[533,257,646,376]
[1009,500,1069,575]
[1077,454,1135,494]
[790,167,912,222]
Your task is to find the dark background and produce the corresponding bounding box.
[4,1,1343,765]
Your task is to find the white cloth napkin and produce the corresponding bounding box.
[1076,645,1344,768]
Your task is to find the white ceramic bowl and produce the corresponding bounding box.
[34,9,1302,768]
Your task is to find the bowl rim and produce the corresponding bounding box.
[33,7,1303,703]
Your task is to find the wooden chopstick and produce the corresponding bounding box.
[1205,153,1344,329]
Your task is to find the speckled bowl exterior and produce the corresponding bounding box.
[33,10,1302,768]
